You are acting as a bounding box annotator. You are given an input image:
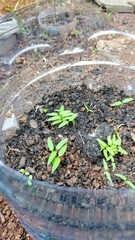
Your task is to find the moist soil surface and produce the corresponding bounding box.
[1,0,135,239]
[4,85,135,189]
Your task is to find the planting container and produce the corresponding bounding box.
[0,1,135,239]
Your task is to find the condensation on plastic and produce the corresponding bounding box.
[0,1,135,240]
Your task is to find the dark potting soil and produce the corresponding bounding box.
[4,85,135,189]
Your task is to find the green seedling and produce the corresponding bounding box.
[47,137,68,173]
[71,29,79,38]
[43,108,48,113]
[44,30,49,37]
[20,169,33,186]
[97,129,128,171]
[103,159,113,184]
[46,105,78,128]
[110,98,134,107]
[114,173,135,189]
[84,104,93,113]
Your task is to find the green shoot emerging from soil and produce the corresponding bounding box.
[97,129,128,171]
[46,105,78,128]
[20,169,33,186]
[84,103,93,113]
[114,174,135,189]
[110,98,134,107]
[47,137,68,173]
[103,159,113,184]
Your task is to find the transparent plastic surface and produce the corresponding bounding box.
[0,1,135,239]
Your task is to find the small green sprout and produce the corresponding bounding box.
[46,105,78,128]
[43,108,48,113]
[110,98,134,107]
[84,103,93,113]
[114,173,135,189]
[103,159,113,184]
[20,169,33,186]
[44,30,49,37]
[71,29,79,38]
[47,137,68,173]
[97,130,128,171]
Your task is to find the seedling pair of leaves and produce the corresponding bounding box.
[84,103,93,113]
[103,160,135,189]
[110,98,134,107]
[114,174,135,189]
[97,132,128,171]
[47,137,68,173]
[46,105,78,128]
[103,159,113,184]
[20,169,33,186]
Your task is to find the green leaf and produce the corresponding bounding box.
[110,155,115,163]
[97,138,107,149]
[116,133,121,146]
[47,116,60,121]
[60,110,72,117]
[56,138,68,150]
[107,135,112,145]
[28,175,33,180]
[46,112,58,116]
[58,121,68,128]
[43,108,48,113]
[51,119,62,125]
[58,144,67,157]
[110,101,122,107]
[27,178,32,186]
[20,169,25,174]
[25,171,29,176]
[114,173,127,181]
[52,157,61,173]
[112,162,116,172]
[103,149,108,160]
[112,134,117,144]
[48,151,57,165]
[122,98,134,104]
[118,147,128,155]
[126,180,135,189]
[106,146,114,156]
[105,171,113,184]
[56,105,64,112]
[103,159,108,171]
[47,137,54,151]
[69,113,78,122]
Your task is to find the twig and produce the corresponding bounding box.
[78,130,85,145]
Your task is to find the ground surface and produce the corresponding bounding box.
[0,0,135,239]
[0,0,35,15]
[5,85,135,189]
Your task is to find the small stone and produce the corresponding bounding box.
[80,107,85,112]
[131,133,135,142]
[19,115,28,123]
[130,146,135,152]
[48,101,54,106]
[26,167,35,174]
[0,196,3,202]
[41,175,47,181]
[70,135,76,141]
[29,119,38,129]
[0,212,5,223]
[19,157,26,168]
[66,176,77,185]
[47,165,52,172]
[15,56,24,64]
[94,166,101,171]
